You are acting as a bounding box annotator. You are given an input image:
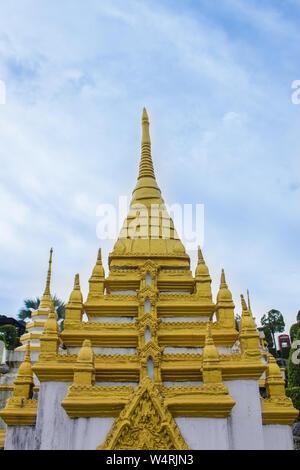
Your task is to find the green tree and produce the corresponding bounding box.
[18,295,66,324]
[286,329,300,422]
[235,314,241,331]
[0,325,21,350]
[290,310,300,343]
[261,309,285,352]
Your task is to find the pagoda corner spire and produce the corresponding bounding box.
[138,107,155,180]
[40,248,54,309]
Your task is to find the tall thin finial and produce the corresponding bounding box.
[247,289,252,315]
[198,246,204,264]
[240,294,249,314]
[139,108,155,179]
[24,341,31,362]
[97,248,102,264]
[205,321,214,346]
[40,248,53,309]
[45,248,53,295]
[220,269,228,289]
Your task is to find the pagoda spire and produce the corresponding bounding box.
[110,108,188,261]
[202,322,222,385]
[139,108,155,180]
[239,294,261,360]
[195,247,212,301]
[40,248,53,309]
[220,269,227,288]
[216,269,236,329]
[64,274,84,322]
[247,289,253,316]
[87,249,105,302]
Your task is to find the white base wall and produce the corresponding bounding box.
[176,417,230,450]
[263,424,294,450]
[5,382,114,450]
[225,379,264,450]
[4,379,296,450]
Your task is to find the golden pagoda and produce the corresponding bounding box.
[0,109,298,450]
[17,248,54,352]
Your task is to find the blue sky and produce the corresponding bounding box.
[0,0,299,338]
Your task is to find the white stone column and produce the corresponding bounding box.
[175,417,230,450]
[263,424,294,450]
[225,379,264,450]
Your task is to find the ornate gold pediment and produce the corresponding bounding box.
[98,377,188,450]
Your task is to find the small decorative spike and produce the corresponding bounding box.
[74,273,80,289]
[14,340,34,395]
[198,246,205,264]
[73,340,95,386]
[40,248,54,309]
[247,289,253,315]
[24,341,31,362]
[97,248,102,264]
[205,321,214,346]
[240,294,249,315]
[220,269,228,289]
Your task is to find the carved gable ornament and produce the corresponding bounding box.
[98,377,188,450]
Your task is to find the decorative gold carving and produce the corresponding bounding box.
[98,377,188,450]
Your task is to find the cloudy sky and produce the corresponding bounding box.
[0,0,299,338]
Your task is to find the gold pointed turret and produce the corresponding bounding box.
[216,269,235,329]
[0,342,38,426]
[40,248,53,309]
[239,294,261,360]
[64,274,84,323]
[195,247,213,301]
[110,109,188,266]
[17,248,55,351]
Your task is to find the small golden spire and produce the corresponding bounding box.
[91,249,105,279]
[40,248,53,309]
[73,340,95,386]
[240,294,249,315]
[205,321,214,347]
[24,341,31,362]
[139,108,155,180]
[220,269,228,289]
[198,246,205,264]
[14,342,34,396]
[202,321,223,384]
[247,289,252,315]
[68,273,83,304]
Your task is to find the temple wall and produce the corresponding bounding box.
[225,379,264,450]
[5,382,115,450]
[263,424,294,450]
[5,426,37,450]
[175,417,230,450]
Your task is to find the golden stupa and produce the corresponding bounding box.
[0,109,297,450]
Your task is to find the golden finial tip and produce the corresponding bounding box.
[74,273,80,288]
[198,246,204,262]
[142,108,149,120]
[25,341,31,358]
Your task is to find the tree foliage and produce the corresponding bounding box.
[0,325,21,350]
[290,311,300,343]
[18,295,66,323]
[286,329,300,422]
[235,314,241,332]
[261,309,285,351]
